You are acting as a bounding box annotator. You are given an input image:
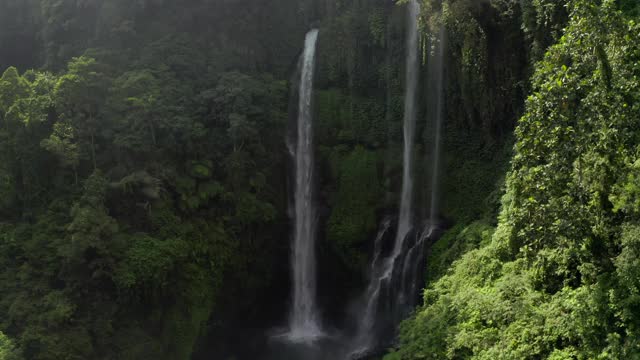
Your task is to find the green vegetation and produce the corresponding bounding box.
[0,3,293,356]
[0,55,287,357]
[388,1,640,358]
[0,332,21,360]
[327,146,383,269]
[1,0,638,359]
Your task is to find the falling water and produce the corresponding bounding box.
[287,28,322,343]
[348,218,394,357]
[395,0,420,256]
[348,1,421,356]
[370,218,392,273]
[398,23,448,315]
[429,25,446,225]
[398,24,448,306]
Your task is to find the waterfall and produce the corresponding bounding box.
[429,25,446,225]
[348,1,421,356]
[395,0,420,256]
[395,20,448,319]
[347,218,394,357]
[287,28,323,343]
[370,218,392,273]
[398,25,448,306]
[345,5,451,358]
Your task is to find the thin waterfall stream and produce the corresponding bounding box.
[398,24,448,306]
[395,0,421,260]
[429,25,446,226]
[347,4,448,358]
[348,0,421,356]
[287,28,323,343]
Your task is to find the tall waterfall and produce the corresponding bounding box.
[395,25,448,320]
[348,1,421,356]
[429,25,446,225]
[288,28,322,342]
[396,0,420,256]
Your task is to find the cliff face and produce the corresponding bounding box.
[389,1,640,359]
[0,1,571,359]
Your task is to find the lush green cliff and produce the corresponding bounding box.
[1,0,639,359]
[388,1,640,358]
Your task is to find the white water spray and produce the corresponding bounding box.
[348,1,421,355]
[395,0,420,256]
[287,28,323,343]
[429,25,446,225]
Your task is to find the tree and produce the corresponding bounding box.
[53,56,111,171]
[0,331,22,360]
[389,1,640,358]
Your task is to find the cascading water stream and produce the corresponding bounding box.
[347,6,449,359]
[399,23,448,308]
[370,218,392,273]
[354,219,394,345]
[287,28,323,343]
[395,0,420,258]
[348,1,420,356]
[429,25,446,226]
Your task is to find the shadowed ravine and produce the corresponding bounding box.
[273,1,447,358]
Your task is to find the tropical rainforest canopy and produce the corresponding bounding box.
[1,0,639,359]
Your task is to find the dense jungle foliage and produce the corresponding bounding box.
[389,0,640,359]
[0,0,639,359]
